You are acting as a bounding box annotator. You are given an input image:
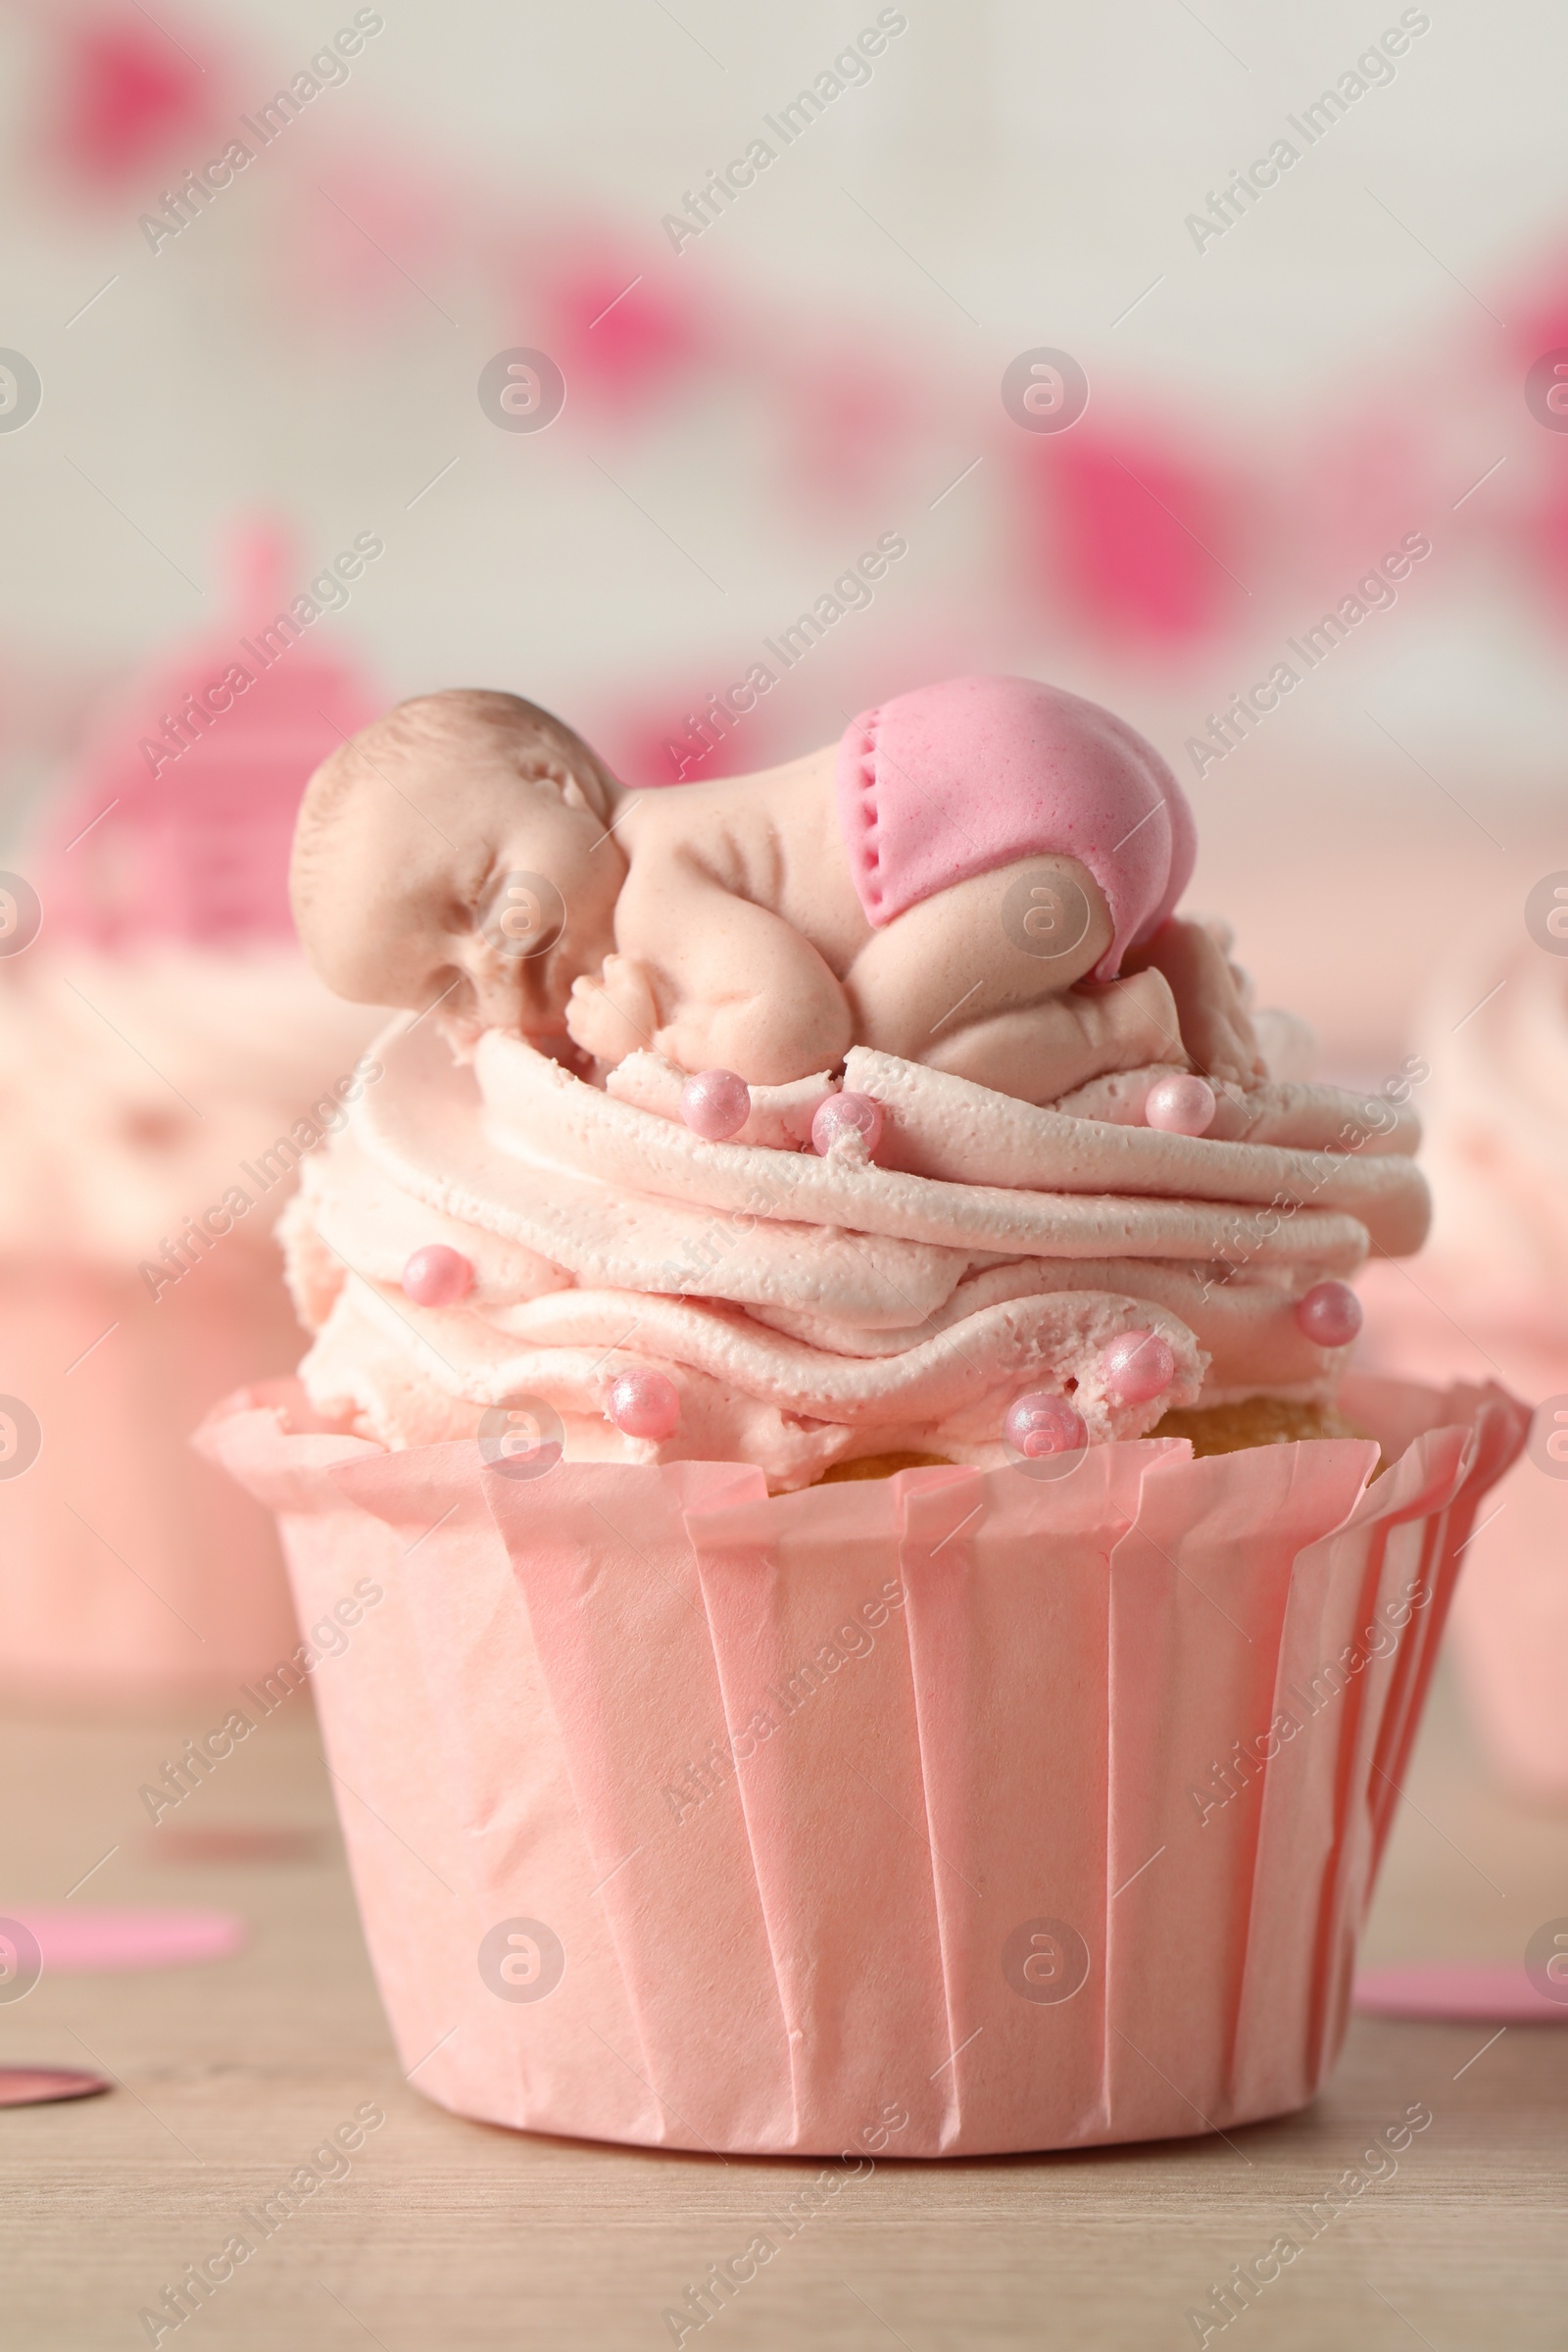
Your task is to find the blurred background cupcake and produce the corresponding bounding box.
[1357,910,1568,1802]
[0,524,381,1702]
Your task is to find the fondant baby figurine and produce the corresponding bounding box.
[291,673,1262,1103]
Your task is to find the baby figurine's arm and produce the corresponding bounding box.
[1119,917,1264,1086]
[566,853,853,1084]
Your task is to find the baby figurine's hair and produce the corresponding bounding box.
[292,688,616,903]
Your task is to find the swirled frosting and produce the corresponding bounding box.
[286,1013,1429,1489]
[0,949,378,1267]
[1404,929,1568,1327]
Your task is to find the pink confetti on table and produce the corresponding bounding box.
[1354,1963,1568,2023]
[147,1825,323,1867]
[0,2067,112,2108]
[4,1908,245,1974]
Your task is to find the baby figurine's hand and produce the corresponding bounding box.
[564,954,661,1063]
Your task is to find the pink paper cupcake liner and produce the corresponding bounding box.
[1355,1259,1568,1801]
[1447,1421,1568,1802]
[0,1256,302,1700]
[198,1370,1524,2157]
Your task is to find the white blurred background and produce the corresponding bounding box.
[3,0,1567,1070]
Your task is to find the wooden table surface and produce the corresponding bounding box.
[3,1660,1565,2352]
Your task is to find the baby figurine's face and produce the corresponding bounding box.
[291,751,625,1042]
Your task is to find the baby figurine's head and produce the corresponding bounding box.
[291,690,625,1040]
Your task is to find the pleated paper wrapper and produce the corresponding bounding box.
[0,1255,303,1702]
[198,1370,1524,2157]
[1356,1258,1568,1801]
[1447,1379,1568,1803]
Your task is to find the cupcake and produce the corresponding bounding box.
[0,529,382,1701]
[202,676,1524,2153]
[1355,913,1568,1800]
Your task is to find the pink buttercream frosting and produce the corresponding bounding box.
[0,949,378,1266]
[284,1013,1428,1491]
[835,674,1197,977]
[1406,930,1568,1325]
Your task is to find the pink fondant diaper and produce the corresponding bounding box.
[836,674,1196,978]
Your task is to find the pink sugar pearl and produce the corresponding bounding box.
[1296,1280,1363,1348]
[1100,1329,1176,1406]
[1004,1391,1088,1458]
[681,1069,751,1141]
[608,1367,681,1441]
[401,1245,473,1306]
[810,1091,885,1157]
[1145,1073,1217,1137]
